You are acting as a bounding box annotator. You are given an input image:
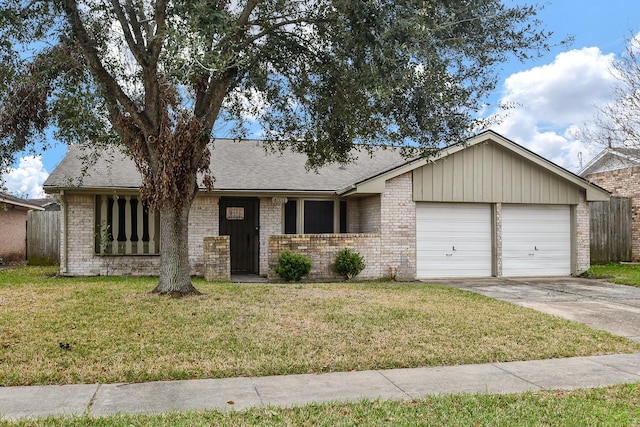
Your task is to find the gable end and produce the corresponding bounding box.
[413,141,580,204]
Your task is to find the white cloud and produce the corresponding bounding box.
[490,47,617,171]
[2,156,49,199]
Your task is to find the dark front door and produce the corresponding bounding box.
[219,197,259,274]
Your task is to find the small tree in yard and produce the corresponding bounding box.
[0,1,554,296]
[335,248,365,280]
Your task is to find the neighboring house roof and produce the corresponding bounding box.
[579,147,640,177]
[27,198,59,209]
[0,192,45,211]
[43,130,609,200]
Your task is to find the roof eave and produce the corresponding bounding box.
[341,130,611,201]
[45,185,339,198]
[0,197,46,210]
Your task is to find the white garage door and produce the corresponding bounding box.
[416,203,492,278]
[502,205,571,277]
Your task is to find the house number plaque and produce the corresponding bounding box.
[226,207,245,220]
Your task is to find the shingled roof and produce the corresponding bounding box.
[580,146,640,177]
[0,192,45,210]
[43,139,409,194]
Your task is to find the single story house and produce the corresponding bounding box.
[580,147,640,261]
[43,130,609,280]
[0,192,45,264]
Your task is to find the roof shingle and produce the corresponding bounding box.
[44,139,409,193]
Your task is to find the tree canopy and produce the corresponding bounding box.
[0,0,554,293]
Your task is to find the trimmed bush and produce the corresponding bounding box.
[335,248,366,280]
[275,249,312,282]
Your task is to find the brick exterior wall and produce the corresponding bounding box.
[62,193,161,276]
[575,191,591,273]
[61,193,220,276]
[494,203,502,277]
[379,172,416,280]
[0,206,28,263]
[61,174,418,280]
[188,196,218,275]
[204,236,230,281]
[346,200,360,233]
[268,233,381,280]
[259,197,282,276]
[60,172,589,280]
[587,167,640,261]
[357,195,381,233]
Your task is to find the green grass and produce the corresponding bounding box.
[584,263,640,287]
[3,384,639,426]
[1,267,639,386]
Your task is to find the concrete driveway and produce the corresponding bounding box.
[427,277,640,342]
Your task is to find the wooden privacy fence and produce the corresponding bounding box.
[589,196,632,264]
[27,210,60,265]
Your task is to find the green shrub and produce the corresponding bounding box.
[275,250,312,282]
[335,248,366,280]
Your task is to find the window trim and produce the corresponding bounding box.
[283,198,348,234]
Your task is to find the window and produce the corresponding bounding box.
[340,201,347,233]
[304,200,334,234]
[283,199,349,234]
[94,195,160,255]
[284,200,297,234]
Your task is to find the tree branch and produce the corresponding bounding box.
[110,0,148,66]
[242,17,331,48]
[123,0,147,50]
[149,0,166,63]
[62,0,154,136]
[194,0,258,125]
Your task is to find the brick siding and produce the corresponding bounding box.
[346,199,360,233]
[60,170,589,279]
[62,193,218,276]
[575,191,591,273]
[494,203,502,276]
[357,195,381,233]
[188,196,218,275]
[58,173,419,281]
[380,172,416,280]
[267,173,417,281]
[259,197,282,276]
[268,233,381,280]
[203,236,230,281]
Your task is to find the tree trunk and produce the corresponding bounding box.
[152,202,201,296]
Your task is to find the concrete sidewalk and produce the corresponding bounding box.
[1,353,639,420]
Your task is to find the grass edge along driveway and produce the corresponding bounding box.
[586,263,640,287]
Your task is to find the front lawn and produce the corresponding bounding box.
[585,263,640,287]
[1,267,638,386]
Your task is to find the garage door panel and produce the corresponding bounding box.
[416,203,492,278]
[502,205,570,277]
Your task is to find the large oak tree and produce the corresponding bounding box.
[0,1,553,295]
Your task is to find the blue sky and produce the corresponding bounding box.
[3,0,640,197]
[483,0,640,171]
